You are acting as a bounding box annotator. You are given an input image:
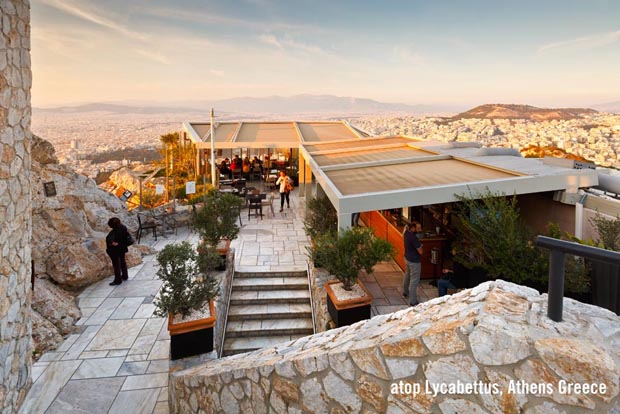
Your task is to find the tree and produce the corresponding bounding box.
[193,189,243,247]
[153,242,219,317]
[304,196,338,240]
[309,227,393,290]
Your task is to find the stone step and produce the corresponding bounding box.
[234,271,308,279]
[227,303,312,321]
[222,334,308,356]
[226,318,314,338]
[232,276,309,291]
[230,289,310,305]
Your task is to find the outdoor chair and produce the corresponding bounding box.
[247,194,263,219]
[170,209,192,234]
[250,164,262,181]
[136,213,158,243]
[261,192,276,217]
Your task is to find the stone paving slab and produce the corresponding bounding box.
[22,190,429,413]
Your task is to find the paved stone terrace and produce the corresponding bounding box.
[21,190,437,413]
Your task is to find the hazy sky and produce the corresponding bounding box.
[31,0,620,107]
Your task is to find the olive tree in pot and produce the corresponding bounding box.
[309,227,393,327]
[154,241,220,360]
[193,189,243,269]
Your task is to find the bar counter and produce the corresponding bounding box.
[361,211,446,279]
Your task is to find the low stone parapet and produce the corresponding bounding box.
[169,280,620,414]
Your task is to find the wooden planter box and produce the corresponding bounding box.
[325,280,372,328]
[168,300,216,360]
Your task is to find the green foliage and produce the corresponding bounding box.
[139,187,165,209]
[309,227,393,290]
[590,213,620,251]
[453,190,545,285]
[153,242,219,317]
[304,196,338,240]
[544,223,590,294]
[158,132,197,185]
[193,189,243,246]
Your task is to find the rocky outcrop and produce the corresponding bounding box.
[32,278,81,336]
[109,167,140,194]
[29,136,155,357]
[31,135,141,287]
[170,280,620,414]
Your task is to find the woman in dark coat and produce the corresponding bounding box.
[106,217,130,286]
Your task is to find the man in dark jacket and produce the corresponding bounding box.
[106,217,130,286]
[403,221,423,306]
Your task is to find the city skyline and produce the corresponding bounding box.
[32,0,620,107]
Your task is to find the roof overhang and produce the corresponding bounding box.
[300,136,600,217]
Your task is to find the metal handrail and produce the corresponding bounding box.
[218,249,236,359]
[535,236,620,322]
[306,260,317,334]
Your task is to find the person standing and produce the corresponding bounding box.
[106,217,130,286]
[403,221,423,306]
[275,170,292,212]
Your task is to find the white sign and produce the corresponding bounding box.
[185,181,196,195]
[155,184,165,195]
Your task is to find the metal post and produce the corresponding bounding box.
[139,177,143,211]
[547,249,565,322]
[210,109,216,187]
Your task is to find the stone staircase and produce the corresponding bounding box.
[222,270,314,356]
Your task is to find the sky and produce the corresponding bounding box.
[31,0,620,108]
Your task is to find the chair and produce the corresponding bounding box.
[247,194,263,219]
[136,213,158,243]
[265,173,277,191]
[170,209,192,234]
[261,192,275,217]
[250,164,262,182]
[231,168,242,180]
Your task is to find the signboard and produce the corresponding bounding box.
[43,181,57,197]
[119,190,133,202]
[155,184,165,195]
[185,181,196,195]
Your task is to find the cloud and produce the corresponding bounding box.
[144,7,321,33]
[258,34,283,49]
[134,49,171,65]
[258,33,326,55]
[539,29,620,53]
[40,0,148,41]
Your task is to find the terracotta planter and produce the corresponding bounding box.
[168,300,216,360]
[325,279,372,328]
[216,239,231,270]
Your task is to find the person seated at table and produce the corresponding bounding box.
[437,249,479,296]
[242,158,251,177]
[220,159,232,179]
[231,155,241,170]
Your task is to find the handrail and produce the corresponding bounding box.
[218,250,236,358]
[306,260,317,334]
[535,236,620,322]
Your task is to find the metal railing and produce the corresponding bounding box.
[535,236,620,322]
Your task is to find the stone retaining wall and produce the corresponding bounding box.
[0,1,33,412]
[308,262,331,333]
[213,248,235,357]
[169,280,620,414]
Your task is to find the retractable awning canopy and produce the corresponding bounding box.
[300,136,599,227]
[183,120,370,149]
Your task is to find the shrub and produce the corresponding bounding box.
[153,242,219,317]
[590,213,620,251]
[193,189,243,247]
[310,227,393,290]
[304,196,338,240]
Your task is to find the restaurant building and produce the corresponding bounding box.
[183,120,601,278]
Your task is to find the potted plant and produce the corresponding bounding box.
[193,189,243,269]
[154,241,220,360]
[310,227,394,327]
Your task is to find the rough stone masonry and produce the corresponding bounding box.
[0,0,33,413]
[170,280,620,414]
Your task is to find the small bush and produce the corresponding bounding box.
[304,196,338,240]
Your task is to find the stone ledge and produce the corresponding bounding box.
[169,280,620,414]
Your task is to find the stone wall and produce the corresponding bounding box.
[0,1,32,412]
[169,280,620,414]
[214,248,235,356]
[308,262,331,333]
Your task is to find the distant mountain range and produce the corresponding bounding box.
[33,96,619,117]
[452,104,598,121]
[33,95,465,116]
